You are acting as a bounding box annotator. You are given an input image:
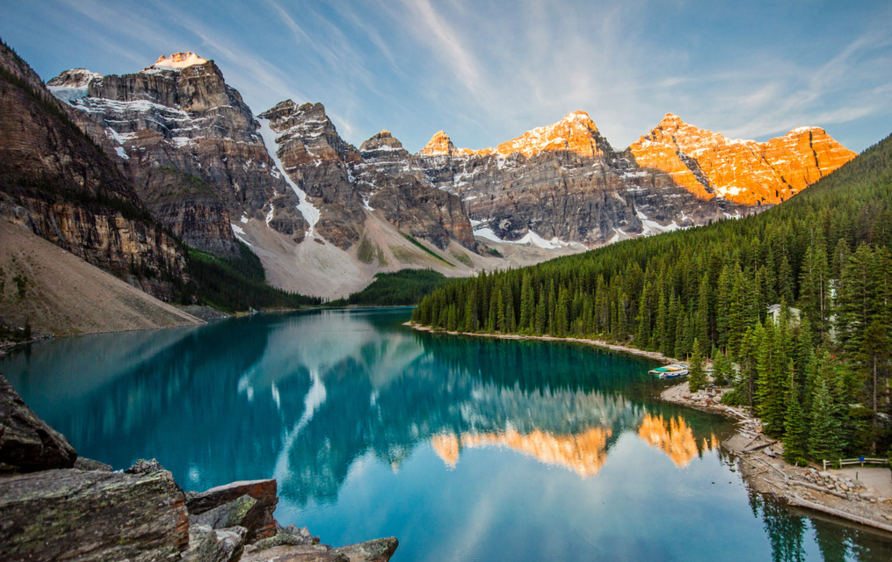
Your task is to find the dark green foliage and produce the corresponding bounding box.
[711,345,733,386]
[399,232,454,266]
[413,131,892,460]
[809,377,846,461]
[331,269,449,307]
[688,339,706,392]
[0,64,91,142]
[451,250,473,267]
[13,175,154,224]
[186,242,320,312]
[357,237,377,264]
[783,375,809,466]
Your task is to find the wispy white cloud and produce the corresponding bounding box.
[5,0,891,152]
[389,0,481,93]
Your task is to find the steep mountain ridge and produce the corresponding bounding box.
[40,46,856,302]
[257,100,476,252]
[389,111,855,246]
[0,41,188,300]
[367,112,735,246]
[48,56,492,299]
[47,54,306,257]
[628,113,856,205]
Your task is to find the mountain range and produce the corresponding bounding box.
[0,44,856,314]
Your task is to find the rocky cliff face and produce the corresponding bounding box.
[259,100,476,251]
[37,45,857,296]
[0,41,188,300]
[394,110,856,246]
[628,113,856,205]
[405,112,733,246]
[48,53,306,256]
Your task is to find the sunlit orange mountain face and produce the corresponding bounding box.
[430,412,719,477]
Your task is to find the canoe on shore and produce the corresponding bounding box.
[649,364,689,379]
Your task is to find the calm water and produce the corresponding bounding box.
[3,309,891,561]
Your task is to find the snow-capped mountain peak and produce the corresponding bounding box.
[143,52,208,72]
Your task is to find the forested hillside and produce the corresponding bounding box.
[330,269,449,307]
[413,133,892,462]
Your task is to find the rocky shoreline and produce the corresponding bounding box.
[407,322,892,535]
[661,381,892,534]
[405,322,686,363]
[0,374,398,562]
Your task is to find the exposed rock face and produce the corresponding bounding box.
[241,537,399,562]
[0,374,77,472]
[0,42,188,300]
[0,468,190,562]
[259,100,364,248]
[628,113,857,205]
[186,478,280,542]
[358,130,411,176]
[411,112,733,245]
[183,525,246,562]
[330,537,399,562]
[48,54,307,256]
[259,101,476,251]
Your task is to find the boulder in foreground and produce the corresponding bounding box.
[0,374,77,472]
[0,467,189,561]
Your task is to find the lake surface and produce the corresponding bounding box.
[3,308,891,561]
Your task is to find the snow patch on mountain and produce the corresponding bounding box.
[474,225,581,250]
[143,52,207,72]
[257,117,320,236]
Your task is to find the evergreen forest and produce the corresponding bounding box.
[329,269,449,307]
[184,242,322,312]
[412,132,892,463]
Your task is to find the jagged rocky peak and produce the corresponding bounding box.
[358,130,411,175]
[360,130,405,152]
[46,68,102,88]
[259,100,361,166]
[46,68,104,105]
[259,100,330,135]
[143,51,208,72]
[420,130,458,157]
[45,52,305,256]
[420,111,610,160]
[628,114,856,205]
[655,112,685,131]
[494,110,608,158]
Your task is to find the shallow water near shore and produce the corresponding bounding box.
[3,308,891,561]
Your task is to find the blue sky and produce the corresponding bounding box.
[2,0,891,153]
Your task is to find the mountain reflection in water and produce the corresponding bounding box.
[3,309,891,562]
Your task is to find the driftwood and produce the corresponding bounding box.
[751,456,790,482]
[787,495,892,534]
[744,439,778,453]
[789,480,849,500]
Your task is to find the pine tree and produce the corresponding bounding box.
[711,345,732,386]
[838,244,876,353]
[858,320,891,454]
[636,282,651,349]
[463,287,478,332]
[809,378,846,462]
[496,290,505,332]
[783,364,808,465]
[519,273,533,333]
[696,274,710,350]
[534,292,546,335]
[689,338,706,392]
[655,288,668,354]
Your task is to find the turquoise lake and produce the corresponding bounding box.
[2,308,891,561]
